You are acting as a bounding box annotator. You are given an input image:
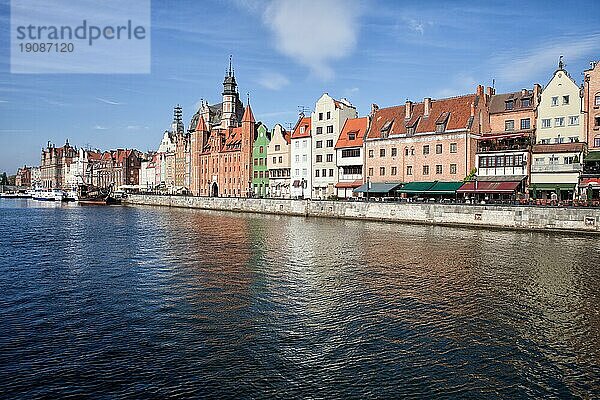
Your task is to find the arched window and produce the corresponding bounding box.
[595,93,600,107]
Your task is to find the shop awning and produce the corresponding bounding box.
[457,180,521,193]
[292,180,301,187]
[353,182,403,194]
[529,183,576,191]
[335,179,363,189]
[397,181,436,194]
[585,151,600,162]
[427,181,464,194]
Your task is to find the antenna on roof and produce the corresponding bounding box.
[492,78,495,89]
[286,122,294,131]
[297,105,309,116]
[246,92,250,105]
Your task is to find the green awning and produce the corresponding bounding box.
[530,183,576,191]
[427,181,464,194]
[397,181,436,194]
[585,151,600,162]
[353,182,403,194]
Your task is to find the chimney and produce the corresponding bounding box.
[424,98,432,117]
[477,84,484,96]
[370,103,379,116]
[486,86,495,96]
[470,102,475,117]
[521,88,527,96]
[405,99,412,119]
[533,83,542,105]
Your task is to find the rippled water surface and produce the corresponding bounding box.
[1,199,599,398]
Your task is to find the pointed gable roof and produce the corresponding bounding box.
[195,114,208,132]
[242,104,255,123]
[291,116,311,139]
[335,117,368,149]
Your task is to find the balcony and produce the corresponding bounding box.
[477,135,531,153]
[531,163,582,173]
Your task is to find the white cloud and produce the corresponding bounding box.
[94,125,107,130]
[126,125,149,130]
[263,0,362,79]
[494,33,600,84]
[95,97,122,105]
[257,72,290,90]
[0,100,8,103]
[434,74,478,98]
[403,18,425,35]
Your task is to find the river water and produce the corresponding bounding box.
[1,199,599,398]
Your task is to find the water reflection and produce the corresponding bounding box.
[0,202,598,398]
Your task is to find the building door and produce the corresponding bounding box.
[211,182,218,197]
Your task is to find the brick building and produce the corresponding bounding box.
[364,85,489,196]
[334,117,368,198]
[15,166,32,187]
[90,149,142,189]
[189,61,255,197]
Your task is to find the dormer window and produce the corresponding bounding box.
[300,126,305,134]
[380,120,393,138]
[407,126,415,135]
[505,100,514,110]
[522,98,531,107]
[348,133,356,140]
[435,122,445,133]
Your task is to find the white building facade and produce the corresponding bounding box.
[267,124,291,198]
[311,94,357,199]
[290,116,312,199]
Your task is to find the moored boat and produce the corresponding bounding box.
[32,189,66,201]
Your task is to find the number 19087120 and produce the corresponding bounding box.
[18,42,74,52]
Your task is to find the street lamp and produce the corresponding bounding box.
[366,176,371,202]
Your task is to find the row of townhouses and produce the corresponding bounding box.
[16,57,600,202]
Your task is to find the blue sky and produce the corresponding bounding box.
[0,0,599,173]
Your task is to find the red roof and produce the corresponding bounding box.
[291,116,311,139]
[242,104,255,123]
[532,143,585,153]
[335,117,368,149]
[196,115,208,132]
[335,179,363,188]
[457,181,520,193]
[223,127,243,152]
[366,94,477,140]
[87,151,102,161]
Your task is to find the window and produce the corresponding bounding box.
[595,95,600,106]
[436,123,445,133]
[326,154,333,162]
[554,137,565,144]
[551,96,559,106]
[302,168,307,177]
[327,125,334,134]
[549,156,559,165]
[380,148,386,157]
[596,116,600,127]
[568,116,579,125]
[322,168,326,177]
[254,159,258,166]
[534,157,544,165]
[368,168,373,176]
[299,127,305,135]
[540,139,550,144]
[555,117,565,127]
[569,137,579,143]
[273,157,277,164]
[326,111,331,119]
[302,140,307,148]
[436,144,442,154]
[295,155,299,162]
[259,158,263,166]
[410,147,415,155]
[342,148,360,158]
[316,155,323,162]
[522,98,531,107]
[326,139,334,147]
[259,171,264,178]
[496,155,504,167]
[406,126,415,135]
[423,165,429,175]
[595,138,600,147]
[405,148,409,156]
[391,167,397,175]
[391,148,397,157]
[542,119,551,128]
[316,140,323,148]
[406,166,413,175]
[315,169,320,177]
[319,112,323,120]
[505,120,515,131]
[275,145,281,151]
[436,165,442,174]
[295,168,300,176]
[423,145,430,155]
[368,149,374,158]
[259,146,264,153]
[563,95,569,105]
[450,164,457,174]
[302,154,307,162]
[520,118,530,130]
[348,133,356,140]
[505,100,514,110]
[253,171,258,178]
[278,156,282,163]
[329,169,333,177]
[380,167,385,176]
[564,156,575,164]
[450,143,457,153]
[295,141,300,149]
[316,127,323,135]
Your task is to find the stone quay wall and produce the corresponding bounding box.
[124,195,600,234]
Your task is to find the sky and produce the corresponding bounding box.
[0,0,599,173]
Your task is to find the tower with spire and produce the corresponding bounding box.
[221,55,240,128]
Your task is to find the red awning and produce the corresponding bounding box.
[457,180,521,194]
[580,178,600,186]
[292,180,301,187]
[335,179,363,189]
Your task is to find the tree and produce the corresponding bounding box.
[8,175,16,186]
[463,168,477,182]
[0,172,8,185]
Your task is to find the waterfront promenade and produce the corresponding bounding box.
[125,194,600,234]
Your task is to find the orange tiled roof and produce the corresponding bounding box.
[335,117,368,149]
[532,142,585,153]
[291,116,311,139]
[366,94,477,140]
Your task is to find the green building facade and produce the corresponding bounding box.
[252,123,271,197]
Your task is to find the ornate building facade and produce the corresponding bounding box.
[189,60,256,197]
[40,140,77,189]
